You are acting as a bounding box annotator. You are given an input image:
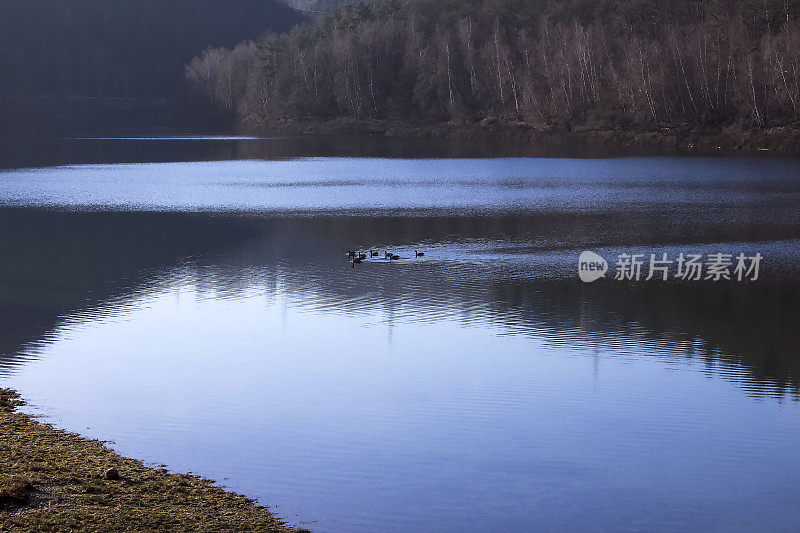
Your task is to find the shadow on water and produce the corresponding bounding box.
[1,208,798,399]
[0,209,261,361]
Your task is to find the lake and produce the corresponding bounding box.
[1,136,799,531]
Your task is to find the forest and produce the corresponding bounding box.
[0,0,301,135]
[182,0,800,138]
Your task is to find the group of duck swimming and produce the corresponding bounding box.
[346,249,424,267]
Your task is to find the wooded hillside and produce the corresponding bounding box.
[0,0,302,135]
[182,0,800,138]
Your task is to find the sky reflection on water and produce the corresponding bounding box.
[1,152,799,531]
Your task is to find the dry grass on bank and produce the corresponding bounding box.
[0,388,309,532]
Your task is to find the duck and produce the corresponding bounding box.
[370,250,379,257]
[415,250,425,257]
[358,252,367,260]
[390,254,400,260]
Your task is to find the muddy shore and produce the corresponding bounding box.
[0,388,308,532]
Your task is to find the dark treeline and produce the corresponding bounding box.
[0,0,301,98]
[183,0,800,134]
[0,0,302,135]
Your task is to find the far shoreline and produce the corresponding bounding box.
[242,117,800,155]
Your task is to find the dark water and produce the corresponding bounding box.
[0,132,727,170]
[1,137,799,531]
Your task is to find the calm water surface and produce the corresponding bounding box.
[1,137,799,531]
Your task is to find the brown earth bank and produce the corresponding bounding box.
[242,117,800,154]
[0,388,308,532]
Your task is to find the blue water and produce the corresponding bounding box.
[1,145,799,531]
